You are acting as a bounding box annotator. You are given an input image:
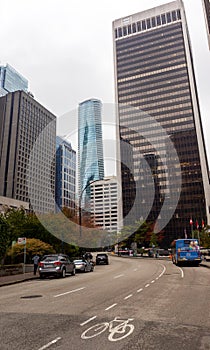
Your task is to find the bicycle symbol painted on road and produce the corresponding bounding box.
[81,316,134,342]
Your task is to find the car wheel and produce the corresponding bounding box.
[71,267,76,276]
[61,268,66,278]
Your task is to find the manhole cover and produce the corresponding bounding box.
[20,295,42,299]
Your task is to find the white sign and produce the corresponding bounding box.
[18,237,26,245]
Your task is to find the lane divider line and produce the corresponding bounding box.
[54,287,85,298]
[151,280,155,283]
[137,288,143,293]
[177,266,184,278]
[38,337,61,350]
[124,294,133,300]
[113,274,124,279]
[80,316,97,326]
[145,284,150,288]
[105,303,117,311]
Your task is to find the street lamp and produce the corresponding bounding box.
[79,178,110,239]
[79,179,99,239]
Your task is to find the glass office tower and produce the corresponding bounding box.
[113,0,210,244]
[0,63,28,97]
[78,98,104,206]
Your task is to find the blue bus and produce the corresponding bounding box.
[172,239,201,266]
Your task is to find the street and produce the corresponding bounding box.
[0,255,210,350]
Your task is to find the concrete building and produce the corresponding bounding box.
[55,136,76,212]
[78,98,104,207]
[0,90,56,213]
[90,177,120,232]
[0,63,28,97]
[113,0,210,244]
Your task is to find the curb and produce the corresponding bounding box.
[0,275,39,288]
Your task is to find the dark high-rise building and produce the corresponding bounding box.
[55,136,76,212]
[0,90,56,213]
[202,0,210,48]
[113,0,210,244]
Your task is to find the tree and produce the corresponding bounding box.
[7,238,56,264]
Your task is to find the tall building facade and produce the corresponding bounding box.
[113,0,210,244]
[56,136,76,212]
[202,0,210,48]
[78,98,104,205]
[0,64,28,97]
[90,177,120,233]
[0,90,56,213]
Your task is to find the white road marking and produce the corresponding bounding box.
[54,287,85,298]
[137,288,143,293]
[80,316,97,326]
[133,268,138,271]
[38,337,61,350]
[124,294,133,300]
[105,303,117,310]
[156,277,159,280]
[145,284,150,288]
[177,266,184,278]
[151,280,155,283]
[114,274,124,279]
[158,265,166,278]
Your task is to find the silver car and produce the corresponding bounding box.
[74,259,94,273]
[38,254,76,278]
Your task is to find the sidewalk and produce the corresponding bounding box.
[0,272,39,287]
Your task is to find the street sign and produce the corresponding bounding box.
[18,237,26,245]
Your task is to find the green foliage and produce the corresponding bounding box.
[7,238,55,263]
[0,208,80,264]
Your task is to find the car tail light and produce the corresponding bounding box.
[54,261,61,266]
[39,262,44,267]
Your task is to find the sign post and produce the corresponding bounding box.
[18,237,26,274]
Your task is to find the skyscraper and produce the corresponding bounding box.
[0,90,56,213]
[78,98,104,205]
[113,0,210,244]
[56,136,76,212]
[90,177,120,233]
[202,0,210,48]
[0,63,28,97]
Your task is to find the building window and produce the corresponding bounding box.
[166,12,172,23]
[161,13,166,24]
[146,18,151,29]
[132,23,136,33]
[142,20,146,30]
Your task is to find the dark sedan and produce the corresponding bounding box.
[96,253,109,265]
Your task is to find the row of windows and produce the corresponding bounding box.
[117,39,184,63]
[116,23,182,52]
[115,9,181,39]
[117,63,186,83]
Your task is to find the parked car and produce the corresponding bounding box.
[96,253,109,265]
[73,259,94,272]
[38,254,75,278]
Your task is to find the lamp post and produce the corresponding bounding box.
[79,178,110,239]
[79,179,99,239]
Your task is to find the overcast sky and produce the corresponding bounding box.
[1,0,210,169]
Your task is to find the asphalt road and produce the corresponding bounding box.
[0,255,210,350]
